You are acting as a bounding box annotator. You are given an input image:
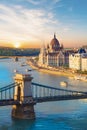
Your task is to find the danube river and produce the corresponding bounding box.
[0,58,87,130]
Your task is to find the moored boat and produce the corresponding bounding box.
[74,75,87,82]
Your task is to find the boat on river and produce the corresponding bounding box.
[74,75,87,81]
[60,81,68,87]
[14,57,18,62]
[14,69,18,73]
[21,63,27,66]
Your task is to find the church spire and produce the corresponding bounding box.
[54,33,56,38]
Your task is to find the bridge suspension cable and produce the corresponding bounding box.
[0,82,87,106]
[0,82,20,105]
[31,82,87,102]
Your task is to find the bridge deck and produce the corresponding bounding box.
[34,94,87,103]
[0,82,87,106]
[0,94,87,106]
[0,99,19,106]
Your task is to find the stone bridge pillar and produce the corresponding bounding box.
[12,73,35,119]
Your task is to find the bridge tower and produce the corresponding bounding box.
[12,73,36,119]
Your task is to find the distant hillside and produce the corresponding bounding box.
[0,48,40,56]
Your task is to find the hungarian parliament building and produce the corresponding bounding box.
[38,34,69,67]
[38,34,87,71]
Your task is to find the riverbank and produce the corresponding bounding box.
[0,56,10,59]
[27,60,87,82]
[27,60,75,77]
[38,68,74,77]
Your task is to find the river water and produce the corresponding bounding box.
[0,58,87,130]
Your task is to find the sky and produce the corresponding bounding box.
[0,0,87,48]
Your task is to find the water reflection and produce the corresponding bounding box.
[0,118,35,130]
[11,119,35,130]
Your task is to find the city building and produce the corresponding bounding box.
[38,34,68,67]
[81,54,87,71]
[69,48,87,71]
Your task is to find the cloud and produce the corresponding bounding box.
[26,0,62,11]
[27,0,61,5]
[53,0,61,4]
[0,1,73,48]
[26,0,41,5]
[63,27,71,32]
[0,4,60,43]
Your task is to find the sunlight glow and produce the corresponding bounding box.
[14,42,21,48]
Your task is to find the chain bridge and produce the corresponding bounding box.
[0,73,87,119]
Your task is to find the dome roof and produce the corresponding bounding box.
[50,34,60,51]
[78,48,86,54]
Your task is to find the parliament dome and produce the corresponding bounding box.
[50,34,60,51]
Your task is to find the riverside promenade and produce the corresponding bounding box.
[26,59,75,77]
[27,59,87,82]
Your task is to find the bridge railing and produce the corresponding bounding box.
[31,82,87,99]
[0,81,87,103]
[0,82,20,100]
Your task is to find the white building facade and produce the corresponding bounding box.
[69,48,87,71]
[81,54,87,71]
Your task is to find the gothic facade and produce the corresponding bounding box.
[38,34,68,67]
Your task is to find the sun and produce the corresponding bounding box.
[14,42,21,48]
